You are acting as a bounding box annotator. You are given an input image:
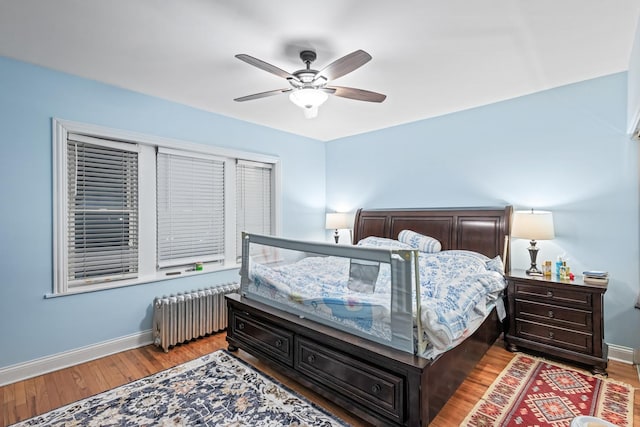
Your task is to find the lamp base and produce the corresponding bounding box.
[525,240,540,275]
[526,266,543,275]
[333,229,339,244]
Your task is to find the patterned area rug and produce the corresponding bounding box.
[462,354,634,427]
[11,350,349,426]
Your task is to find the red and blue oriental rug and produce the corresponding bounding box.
[463,354,633,426]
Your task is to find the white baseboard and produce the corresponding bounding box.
[607,343,635,365]
[0,330,153,386]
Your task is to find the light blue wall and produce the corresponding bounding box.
[0,56,326,368]
[2,54,638,371]
[327,72,640,350]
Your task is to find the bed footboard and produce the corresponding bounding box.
[226,293,503,426]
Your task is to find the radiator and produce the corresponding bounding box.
[153,283,240,352]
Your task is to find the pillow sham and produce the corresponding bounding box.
[398,229,442,253]
[486,255,505,274]
[356,236,413,250]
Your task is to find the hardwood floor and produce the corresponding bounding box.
[2,334,638,426]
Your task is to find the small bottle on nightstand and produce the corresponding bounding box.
[559,261,567,280]
[543,261,552,278]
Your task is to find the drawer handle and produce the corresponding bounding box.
[548,331,554,339]
[546,291,553,297]
[275,339,283,348]
[238,322,245,330]
[548,310,554,318]
[372,384,381,394]
[307,354,316,364]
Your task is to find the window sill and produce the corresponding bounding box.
[45,263,241,299]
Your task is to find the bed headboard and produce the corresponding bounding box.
[353,206,512,269]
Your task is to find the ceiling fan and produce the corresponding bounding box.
[234,49,386,118]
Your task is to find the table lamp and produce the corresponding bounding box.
[511,209,555,275]
[325,213,352,244]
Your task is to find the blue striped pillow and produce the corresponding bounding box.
[398,230,442,253]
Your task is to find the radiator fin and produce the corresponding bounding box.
[152,283,239,352]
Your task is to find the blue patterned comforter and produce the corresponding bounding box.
[248,248,505,354]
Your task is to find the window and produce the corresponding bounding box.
[53,119,279,295]
[66,134,139,285]
[156,148,225,268]
[236,160,273,260]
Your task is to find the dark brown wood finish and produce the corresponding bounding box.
[227,206,513,426]
[353,206,512,271]
[504,269,608,375]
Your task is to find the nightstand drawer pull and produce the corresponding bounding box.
[548,331,554,339]
[548,310,554,318]
[546,290,553,297]
[275,339,283,348]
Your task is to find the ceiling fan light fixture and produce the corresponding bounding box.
[289,88,328,118]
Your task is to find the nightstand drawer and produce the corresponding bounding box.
[515,300,592,332]
[516,320,592,354]
[514,282,592,308]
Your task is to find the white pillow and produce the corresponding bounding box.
[398,229,442,253]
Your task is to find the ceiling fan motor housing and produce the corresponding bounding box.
[299,50,317,64]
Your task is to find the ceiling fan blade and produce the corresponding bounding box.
[313,50,372,83]
[327,86,386,103]
[235,54,298,81]
[234,88,292,102]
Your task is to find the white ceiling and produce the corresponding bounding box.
[1,0,639,141]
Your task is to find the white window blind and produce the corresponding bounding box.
[66,134,139,286]
[157,148,225,268]
[236,160,273,258]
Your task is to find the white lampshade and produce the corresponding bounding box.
[289,88,329,108]
[511,210,555,240]
[289,88,328,119]
[325,212,352,230]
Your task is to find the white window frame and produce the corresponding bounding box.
[52,118,281,296]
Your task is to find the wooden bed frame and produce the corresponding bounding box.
[226,206,512,426]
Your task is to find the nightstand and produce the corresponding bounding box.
[505,269,608,375]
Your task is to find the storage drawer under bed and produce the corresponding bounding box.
[230,310,294,366]
[295,336,405,423]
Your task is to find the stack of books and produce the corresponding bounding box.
[582,270,609,285]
